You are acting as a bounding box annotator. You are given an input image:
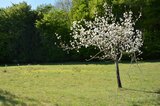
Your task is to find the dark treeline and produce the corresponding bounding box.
[0,0,160,64]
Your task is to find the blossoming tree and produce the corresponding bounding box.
[57,3,143,88]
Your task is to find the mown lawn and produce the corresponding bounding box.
[0,62,160,106]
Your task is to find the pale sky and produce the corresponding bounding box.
[0,0,57,9]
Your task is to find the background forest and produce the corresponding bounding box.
[0,0,160,63]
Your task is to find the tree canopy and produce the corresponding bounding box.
[0,0,159,63]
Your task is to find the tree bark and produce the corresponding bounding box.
[115,58,122,88]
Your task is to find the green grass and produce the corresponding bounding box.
[0,62,160,106]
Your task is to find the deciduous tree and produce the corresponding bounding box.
[57,3,143,88]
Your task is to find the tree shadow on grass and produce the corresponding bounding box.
[0,89,38,106]
[122,88,160,95]
[122,88,160,106]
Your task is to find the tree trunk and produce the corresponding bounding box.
[115,58,122,88]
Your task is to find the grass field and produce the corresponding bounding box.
[0,62,160,106]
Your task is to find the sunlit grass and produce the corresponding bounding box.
[0,62,160,106]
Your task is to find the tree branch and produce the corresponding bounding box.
[86,49,105,61]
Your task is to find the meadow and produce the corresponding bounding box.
[0,62,160,106]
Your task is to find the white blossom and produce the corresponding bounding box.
[57,3,143,61]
